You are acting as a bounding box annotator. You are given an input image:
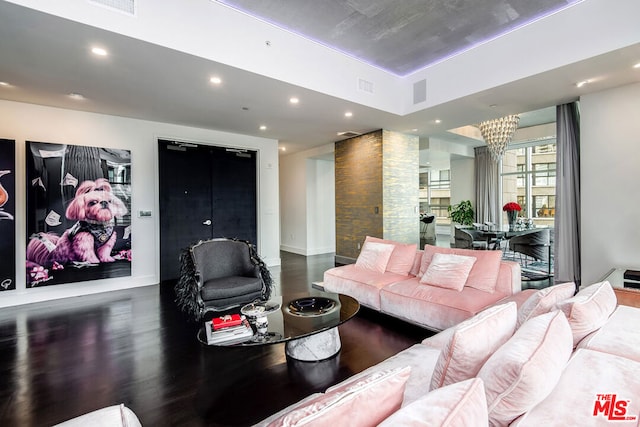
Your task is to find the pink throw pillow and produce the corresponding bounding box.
[555,280,617,347]
[267,367,411,427]
[378,378,488,427]
[517,282,576,327]
[420,253,476,291]
[354,241,395,274]
[430,302,517,390]
[365,236,417,276]
[478,310,573,426]
[420,245,502,293]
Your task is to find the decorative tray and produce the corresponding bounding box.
[240,301,281,318]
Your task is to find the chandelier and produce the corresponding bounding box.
[478,115,520,162]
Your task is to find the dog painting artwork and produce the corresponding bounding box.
[25,142,131,287]
[0,139,16,291]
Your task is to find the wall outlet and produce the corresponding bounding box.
[138,210,152,218]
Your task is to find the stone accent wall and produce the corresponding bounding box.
[335,131,383,260]
[334,130,419,262]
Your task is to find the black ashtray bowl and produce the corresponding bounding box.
[287,297,336,316]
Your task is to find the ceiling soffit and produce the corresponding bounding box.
[216,0,583,76]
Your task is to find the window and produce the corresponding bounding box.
[429,170,450,189]
[501,140,556,227]
[534,196,555,218]
[533,163,556,186]
[428,197,451,219]
[419,169,451,222]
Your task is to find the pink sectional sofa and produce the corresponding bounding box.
[322,237,522,331]
[257,280,640,426]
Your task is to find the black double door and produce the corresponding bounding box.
[158,139,257,282]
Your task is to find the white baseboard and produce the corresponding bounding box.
[0,275,158,308]
[280,244,306,255]
[280,245,335,256]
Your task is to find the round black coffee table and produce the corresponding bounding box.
[198,290,360,361]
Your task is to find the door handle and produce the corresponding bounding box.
[202,219,212,226]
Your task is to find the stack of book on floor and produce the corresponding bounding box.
[205,314,254,345]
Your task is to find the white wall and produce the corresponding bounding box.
[0,99,280,307]
[580,82,640,285]
[279,151,307,254]
[306,158,335,255]
[279,144,335,255]
[448,157,475,243]
[450,157,475,206]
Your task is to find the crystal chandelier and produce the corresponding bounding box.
[478,114,520,162]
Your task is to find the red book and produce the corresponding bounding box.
[212,314,243,330]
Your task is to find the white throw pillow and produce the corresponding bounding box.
[354,241,395,273]
[420,253,476,291]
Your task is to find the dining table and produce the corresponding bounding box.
[476,226,548,250]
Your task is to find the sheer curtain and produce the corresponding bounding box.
[474,146,499,224]
[555,102,581,289]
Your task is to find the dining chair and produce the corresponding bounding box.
[454,226,487,250]
[508,228,553,279]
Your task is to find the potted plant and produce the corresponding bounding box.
[448,200,475,226]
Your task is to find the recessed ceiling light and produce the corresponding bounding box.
[68,92,85,100]
[259,125,267,131]
[435,119,442,124]
[411,128,418,132]
[0,82,9,87]
[576,80,590,88]
[634,63,640,69]
[210,76,222,85]
[91,47,108,56]
[279,146,286,151]
[344,111,353,118]
[289,97,299,104]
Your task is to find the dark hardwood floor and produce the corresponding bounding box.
[0,252,433,426]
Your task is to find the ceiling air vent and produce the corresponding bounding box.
[413,79,427,104]
[88,0,136,15]
[358,78,374,94]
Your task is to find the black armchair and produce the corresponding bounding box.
[175,238,272,321]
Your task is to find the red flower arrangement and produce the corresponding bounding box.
[503,202,522,212]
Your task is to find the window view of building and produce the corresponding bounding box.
[420,169,451,224]
[502,142,557,228]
